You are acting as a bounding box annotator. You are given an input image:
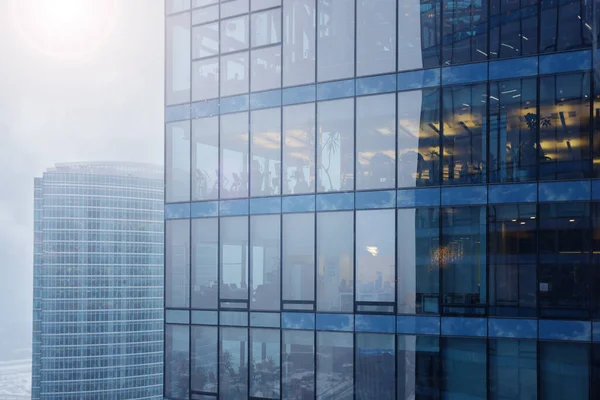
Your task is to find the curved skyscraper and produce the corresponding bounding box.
[32,162,164,400]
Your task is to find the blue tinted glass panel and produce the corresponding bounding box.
[355,190,396,209]
[593,180,600,200]
[192,310,218,325]
[442,338,486,399]
[441,185,487,206]
[316,313,354,331]
[397,188,440,208]
[282,84,316,105]
[316,192,354,211]
[191,201,219,217]
[489,56,538,80]
[166,309,190,324]
[220,311,249,326]
[441,317,487,337]
[356,74,396,96]
[488,318,537,339]
[397,69,441,91]
[250,312,280,328]
[249,197,282,214]
[191,99,219,118]
[355,315,395,333]
[538,180,590,202]
[250,90,282,109]
[220,94,250,114]
[220,199,249,216]
[539,50,592,75]
[489,339,537,400]
[166,203,191,219]
[594,322,600,342]
[282,194,316,212]
[282,312,315,330]
[539,320,591,342]
[441,63,487,85]
[316,79,355,100]
[166,104,191,122]
[355,333,395,399]
[165,325,190,399]
[488,183,537,204]
[396,316,441,336]
[540,342,590,400]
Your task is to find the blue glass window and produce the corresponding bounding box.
[488,56,538,80]
[282,330,315,398]
[489,339,537,400]
[397,0,441,71]
[489,0,538,59]
[165,324,190,399]
[316,79,355,101]
[441,0,488,65]
[540,341,590,400]
[355,333,395,398]
[316,332,354,398]
[442,338,486,399]
[398,335,441,399]
[540,0,592,54]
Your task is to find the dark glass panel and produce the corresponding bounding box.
[442,0,488,65]
[540,0,593,54]
[441,338,486,399]
[489,339,537,400]
[397,335,441,399]
[355,333,395,399]
[489,0,538,59]
[539,341,590,400]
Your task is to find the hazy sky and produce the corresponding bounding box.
[0,0,163,358]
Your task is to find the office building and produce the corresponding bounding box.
[165,0,600,398]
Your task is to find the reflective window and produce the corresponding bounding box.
[283,0,316,87]
[539,203,591,318]
[397,89,441,188]
[166,219,190,308]
[442,338,486,399]
[193,116,219,200]
[283,103,316,194]
[250,329,281,398]
[252,9,282,47]
[166,121,191,202]
[221,0,249,18]
[221,52,249,96]
[540,342,590,399]
[539,72,591,181]
[488,204,537,317]
[221,15,249,53]
[251,108,281,196]
[283,213,315,303]
[356,93,396,190]
[167,13,191,105]
[253,0,281,11]
[219,327,248,398]
[250,215,281,311]
[317,211,353,312]
[193,23,218,58]
[192,218,218,309]
[282,330,315,398]
[165,325,190,399]
[594,203,600,317]
[489,78,538,183]
[191,326,218,393]
[192,58,219,101]
[595,76,600,177]
[356,210,395,304]
[397,335,441,399]
[193,5,218,24]
[489,339,537,400]
[317,0,355,82]
[442,83,486,185]
[397,208,440,315]
[316,332,353,399]
[540,0,592,54]
[356,0,396,76]
[355,333,395,399]
[441,206,486,315]
[317,99,354,192]
[251,46,282,92]
[220,112,249,199]
[490,0,538,59]
[398,0,441,71]
[220,216,249,301]
[442,0,488,65]
[168,0,190,14]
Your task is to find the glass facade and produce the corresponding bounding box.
[165,0,600,398]
[32,163,164,400]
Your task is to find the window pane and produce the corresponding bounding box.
[192,218,218,309]
[253,0,281,11]
[317,0,355,81]
[192,58,219,101]
[168,0,190,14]
[166,121,191,202]
[317,99,354,192]
[250,329,281,398]
[398,0,441,71]
[220,216,249,301]
[283,103,316,194]
[193,116,219,200]
[251,215,281,311]
[356,93,396,190]
[252,9,282,47]
[166,219,190,308]
[441,206,486,315]
[490,0,538,59]
[251,46,282,92]
[283,213,315,302]
[540,342,590,400]
[167,13,191,105]
[316,332,353,399]
[540,0,592,54]
[356,210,395,304]
[221,0,249,18]
[397,208,440,315]
[317,211,353,312]
[442,0,488,65]
[488,204,537,317]
[442,83,486,185]
[193,22,218,58]
[397,335,441,399]
[283,0,316,86]
[221,52,249,96]
[355,333,395,399]
[397,89,441,188]
[251,108,281,196]
[489,339,537,400]
[220,112,249,199]
[442,338,486,399]
[191,326,218,393]
[282,330,315,398]
[220,327,248,398]
[489,78,537,183]
[539,72,591,180]
[356,0,395,76]
[221,15,249,53]
[165,325,190,399]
